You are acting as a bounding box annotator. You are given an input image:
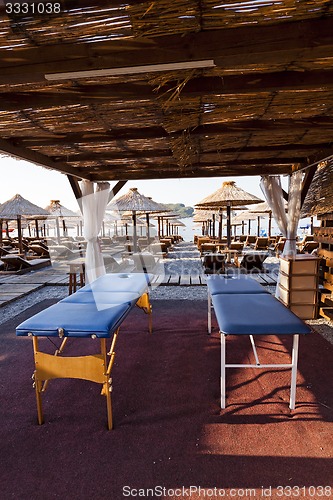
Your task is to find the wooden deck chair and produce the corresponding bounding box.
[1,255,51,272]
[203,253,226,274]
[28,243,50,258]
[299,241,319,254]
[253,237,269,250]
[237,252,269,272]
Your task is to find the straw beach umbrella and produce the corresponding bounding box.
[0,194,49,253]
[248,200,288,237]
[196,181,263,247]
[232,211,260,236]
[45,200,79,243]
[107,187,166,251]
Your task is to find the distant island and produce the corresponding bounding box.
[163,203,194,218]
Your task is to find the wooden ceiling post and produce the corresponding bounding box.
[67,175,83,212]
[108,181,128,204]
[301,165,318,207]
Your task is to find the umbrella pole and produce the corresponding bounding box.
[257,216,260,236]
[226,204,231,247]
[35,219,39,238]
[0,219,2,245]
[132,211,138,252]
[218,210,223,242]
[268,212,272,237]
[242,221,245,235]
[56,217,61,244]
[17,215,23,254]
[212,214,216,238]
[146,213,150,242]
[248,220,251,234]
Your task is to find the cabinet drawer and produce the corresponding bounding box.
[278,284,317,304]
[279,255,319,275]
[290,304,317,320]
[279,272,317,290]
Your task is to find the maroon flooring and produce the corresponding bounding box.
[0,299,332,499]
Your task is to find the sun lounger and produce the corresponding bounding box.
[252,237,269,250]
[1,254,51,272]
[207,276,312,410]
[48,245,83,260]
[28,243,50,258]
[236,251,269,272]
[298,241,319,254]
[16,272,153,430]
[202,253,225,274]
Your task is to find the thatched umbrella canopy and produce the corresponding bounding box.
[108,188,166,250]
[196,181,263,246]
[193,209,221,237]
[45,200,79,242]
[232,211,261,236]
[0,194,49,252]
[247,200,288,237]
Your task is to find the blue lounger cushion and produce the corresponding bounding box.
[211,293,311,335]
[207,275,268,295]
[16,302,132,338]
[61,291,140,306]
[78,273,151,294]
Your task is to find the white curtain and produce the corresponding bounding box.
[260,172,303,298]
[260,171,303,257]
[81,180,110,283]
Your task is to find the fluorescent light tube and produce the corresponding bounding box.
[45,60,215,80]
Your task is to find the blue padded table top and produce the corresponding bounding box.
[16,302,131,338]
[211,293,311,335]
[78,273,152,294]
[61,291,140,306]
[207,275,268,295]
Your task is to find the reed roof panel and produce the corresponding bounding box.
[0,0,332,216]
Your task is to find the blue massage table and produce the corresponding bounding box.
[207,275,269,334]
[16,273,152,430]
[206,276,312,410]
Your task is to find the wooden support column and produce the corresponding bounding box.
[301,165,318,207]
[67,174,83,212]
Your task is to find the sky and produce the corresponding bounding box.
[0,155,268,212]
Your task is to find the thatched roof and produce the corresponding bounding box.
[196,181,263,208]
[45,200,79,218]
[0,1,332,185]
[108,187,166,212]
[0,194,49,219]
[301,159,333,217]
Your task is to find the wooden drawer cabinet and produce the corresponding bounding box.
[278,255,320,319]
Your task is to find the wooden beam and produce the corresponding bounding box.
[301,165,318,206]
[67,175,83,212]
[52,149,172,162]
[108,180,127,203]
[48,144,332,164]
[15,118,333,147]
[0,138,91,180]
[2,70,333,110]
[0,18,332,84]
